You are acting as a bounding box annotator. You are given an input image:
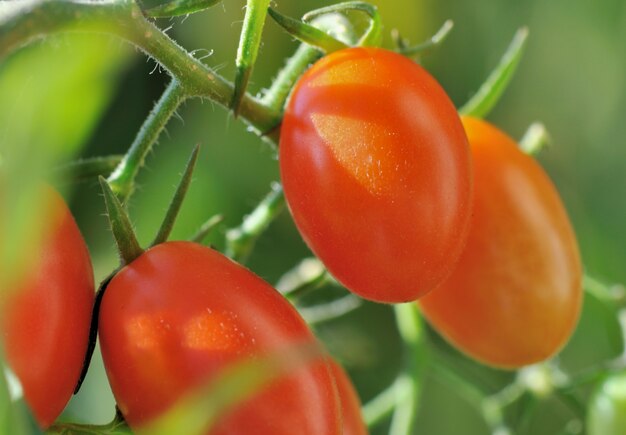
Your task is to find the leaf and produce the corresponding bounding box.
[0,33,130,292]
[0,365,27,435]
[459,27,528,118]
[135,343,324,435]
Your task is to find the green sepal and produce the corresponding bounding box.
[52,155,123,184]
[459,27,529,118]
[302,1,382,47]
[396,20,454,60]
[151,144,200,247]
[267,7,349,54]
[190,214,224,244]
[99,176,144,266]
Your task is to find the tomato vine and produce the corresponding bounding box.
[0,1,624,434]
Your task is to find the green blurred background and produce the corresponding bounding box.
[1,0,625,433]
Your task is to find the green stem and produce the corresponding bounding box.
[224,183,285,263]
[107,79,186,200]
[390,304,427,435]
[583,274,626,306]
[51,155,123,183]
[190,214,224,244]
[99,176,144,265]
[362,377,402,427]
[151,144,200,246]
[519,122,550,156]
[232,0,271,116]
[261,43,321,114]
[0,0,281,140]
[261,13,357,115]
[47,408,130,434]
[277,257,331,299]
[299,294,361,325]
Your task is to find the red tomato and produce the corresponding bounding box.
[330,361,368,435]
[99,241,341,434]
[279,47,472,303]
[419,117,582,368]
[0,187,94,428]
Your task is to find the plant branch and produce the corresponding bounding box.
[0,0,281,140]
[107,79,186,200]
[390,304,427,435]
[225,183,285,263]
[231,0,271,116]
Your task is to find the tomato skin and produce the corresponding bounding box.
[99,241,341,434]
[279,47,472,303]
[419,117,582,368]
[330,361,368,435]
[0,187,94,428]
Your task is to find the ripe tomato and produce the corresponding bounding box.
[279,47,473,303]
[98,241,341,434]
[0,186,94,428]
[330,360,368,435]
[419,117,582,368]
[587,371,626,435]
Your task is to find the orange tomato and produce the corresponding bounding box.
[420,117,582,368]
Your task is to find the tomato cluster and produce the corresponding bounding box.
[0,43,582,433]
[280,48,581,369]
[0,190,366,433]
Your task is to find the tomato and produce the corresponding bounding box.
[98,241,341,434]
[587,371,626,435]
[330,360,368,435]
[0,186,94,428]
[419,117,582,368]
[279,47,472,303]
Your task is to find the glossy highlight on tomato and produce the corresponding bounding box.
[0,186,94,428]
[420,117,582,368]
[279,47,473,303]
[98,241,341,434]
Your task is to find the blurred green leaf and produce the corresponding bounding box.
[559,291,625,372]
[0,34,130,293]
[0,34,131,163]
[587,370,626,435]
[51,155,123,184]
[136,342,323,435]
[0,366,27,435]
